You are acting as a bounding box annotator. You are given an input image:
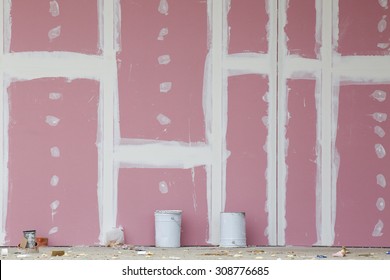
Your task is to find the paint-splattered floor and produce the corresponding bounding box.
[1,246,390,260]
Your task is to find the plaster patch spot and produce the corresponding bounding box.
[157,113,171,125]
[374,126,386,138]
[50,200,60,211]
[377,42,390,49]
[372,220,384,237]
[159,181,169,194]
[377,174,387,188]
[158,55,171,65]
[372,112,387,122]
[376,197,385,211]
[50,175,59,187]
[49,92,63,100]
[375,143,386,158]
[50,146,60,158]
[157,27,168,40]
[378,0,389,9]
[49,227,58,235]
[160,82,172,93]
[48,25,61,41]
[46,115,60,126]
[378,16,387,33]
[371,90,387,102]
[49,0,60,17]
[158,0,169,15]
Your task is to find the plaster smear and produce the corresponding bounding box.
[378,0,389,9]
[371,90,387,102]
[372,112,387,122]
[49,92,63,100]
[375,143,386,158]
[158,55,171,65]
[159,181,169,194]
[376,197,385,211]
[159,82,172,93]
[374,126,386,138]
[377,42,390,49]
[49,227,58,235]
[378,16,387,33]
[157,28,168,40]
[50,200,60,220]
[49,0,60,17]
[50,146,60,158]
[50,175,59,187]
[377,174,387,188]
[156,113,171,125]
[158,0,169,15]
[46,115,60,126]
[372,219,384,237]
[48,25,61,41]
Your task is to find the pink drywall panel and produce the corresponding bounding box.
[6,78,100,246]
[334,85,390,247]
[117,0,207,142]
[227,0,268,54]
[9,0,100,54]
[284,79,318,246]
[285,0,318,59]
[117,167,208,246]
[337,0,390,56]
[225,75,269,246]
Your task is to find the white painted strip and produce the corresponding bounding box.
[115,140,212,169]
[320,0,334,246]
[3,0,11,54]
[96,0,117,245]
[3,52,104,80]
[334,55,390,83]
[283,56,321,79]
[277,0,289,246]
[265,0,278,246]
[0,0,8,246]
[225,53,271,75]
[206,0,225,245]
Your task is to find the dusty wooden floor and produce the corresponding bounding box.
[1,245,390,260]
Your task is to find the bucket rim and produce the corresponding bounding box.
[155,210,182,214]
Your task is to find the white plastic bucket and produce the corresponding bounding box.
[154,210,182,248]
[220,212,246,247]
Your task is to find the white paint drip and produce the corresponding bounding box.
[49,0,60,17]
[48,227,58,235]
[378,0,389,9]
[377,174,387,188]
[49,92,63,100]
[372,219,384,237]
[50,175,59,187]
[46,115,60,126]
[374,126,386,138]
[156,113,171,125]
[371,90,387,102]
[48,25,61,42]
[158,0,169,15]
[372,112,388,122]
[376,197,385,211]
[378,16,387,33]
[157,27,168,40]
[159,82,172,93]
[50,146,60,158]
[158,55,171,65]
[375,143,386,158]
[159,181,169,194]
